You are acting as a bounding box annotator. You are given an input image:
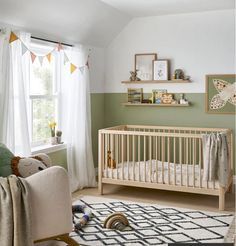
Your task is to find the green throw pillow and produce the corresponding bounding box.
[0,143,14,177]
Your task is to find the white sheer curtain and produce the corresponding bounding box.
[0,29,31,156]
[60,46,97,192]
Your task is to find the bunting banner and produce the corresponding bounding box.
[21,43,28,56]
[64,52,69,65]
[9,32,18,43]
[38,56,44,66]
[8,31,89,74]
[70,63,77,74]
[46,53,52,63]
[30,52,36,63]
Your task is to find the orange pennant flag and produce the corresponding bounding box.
[70,63,77,74]
[30,52,37,63]
[9,32,19,43]
[57,43,63,52]
[46,53,52,63]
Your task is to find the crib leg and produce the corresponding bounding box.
[219,187,225,211]
[99,182,103,195]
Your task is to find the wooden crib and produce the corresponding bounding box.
[98,125,233,210]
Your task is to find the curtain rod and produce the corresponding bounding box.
[31,36,73,47]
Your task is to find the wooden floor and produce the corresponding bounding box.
[73,184,235,213]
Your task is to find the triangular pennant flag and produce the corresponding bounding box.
[79,66,84,74]
[38,56,44,66]
[86,60,89,69]
[70,63,77,74]
[57,43,63,52]
[30,52,37,64]
[63,52,69,65]
[21,43,28,56]
[46,53,52,63]
[9,32,19,43]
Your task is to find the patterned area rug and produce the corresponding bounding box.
[70,196,234,246]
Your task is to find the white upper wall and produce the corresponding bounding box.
[105,9,235,93]
[101,0,234,17]
[0,0,131,47]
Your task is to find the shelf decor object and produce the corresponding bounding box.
[135,53,157,81]
[153,59,169,80]
[122,103,189,107]
[205,74,236,114]
[127,88,143,103]
[121,79,190,84]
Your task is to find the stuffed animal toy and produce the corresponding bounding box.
[11,156,48,178]
[107,150,116,169]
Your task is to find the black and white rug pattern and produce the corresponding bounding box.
[70,196,234,246]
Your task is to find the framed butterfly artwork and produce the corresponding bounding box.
[205,74,236,114]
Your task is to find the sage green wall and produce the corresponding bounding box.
[48,149,67,169]
[91,93,105,166]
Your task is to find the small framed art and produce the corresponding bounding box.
[152,89,167,104]
[153,60,169,80]
[205,74,236,114]
[135,53,157,81]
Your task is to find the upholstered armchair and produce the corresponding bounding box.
[0,144,78,245]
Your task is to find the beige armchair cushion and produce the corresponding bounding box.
[26,166,73,241]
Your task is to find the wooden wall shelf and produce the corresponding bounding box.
[122,103,190,107]
[121,79,190,84]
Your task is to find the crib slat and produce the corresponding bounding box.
[149,136,152,182]
[144,136,146,182]
[105,134,108,178]
[174,136,176,185]
[168,136,170,185]
[155,136,158,183]
[138,135,141,182]
[111,134,113,179]
[116,135,118,179]
[199,137,202,188]
[132,135,135,181]
[186,137,189,187]
[193,137,196,188]
[162,136,165,184]
[122,134,124,180]
[180,137,183,186]
[127,135,130,180]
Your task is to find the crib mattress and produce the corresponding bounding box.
[103,160,219,189]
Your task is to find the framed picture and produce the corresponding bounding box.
[152,89,167,104]
[135,53,157,81]
[205,74,236,114]
[153,60,169,80]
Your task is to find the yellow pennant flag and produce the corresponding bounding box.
[30,52,37,64]
[70,63,77,74]
[46,53,52,63]
[9,32,19,43]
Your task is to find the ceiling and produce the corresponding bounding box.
[0,0,131,47]
[0,0,234,47]
[101,0,235,17]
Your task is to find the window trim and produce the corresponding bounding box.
[28,41,59,148]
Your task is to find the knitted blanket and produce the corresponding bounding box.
[0,175,33,246]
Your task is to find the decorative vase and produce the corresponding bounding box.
[51,137,57,145]
[57,136,62,144]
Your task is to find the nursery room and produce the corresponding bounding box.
[0,0,235,245]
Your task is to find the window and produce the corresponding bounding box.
[29,42,58,147]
